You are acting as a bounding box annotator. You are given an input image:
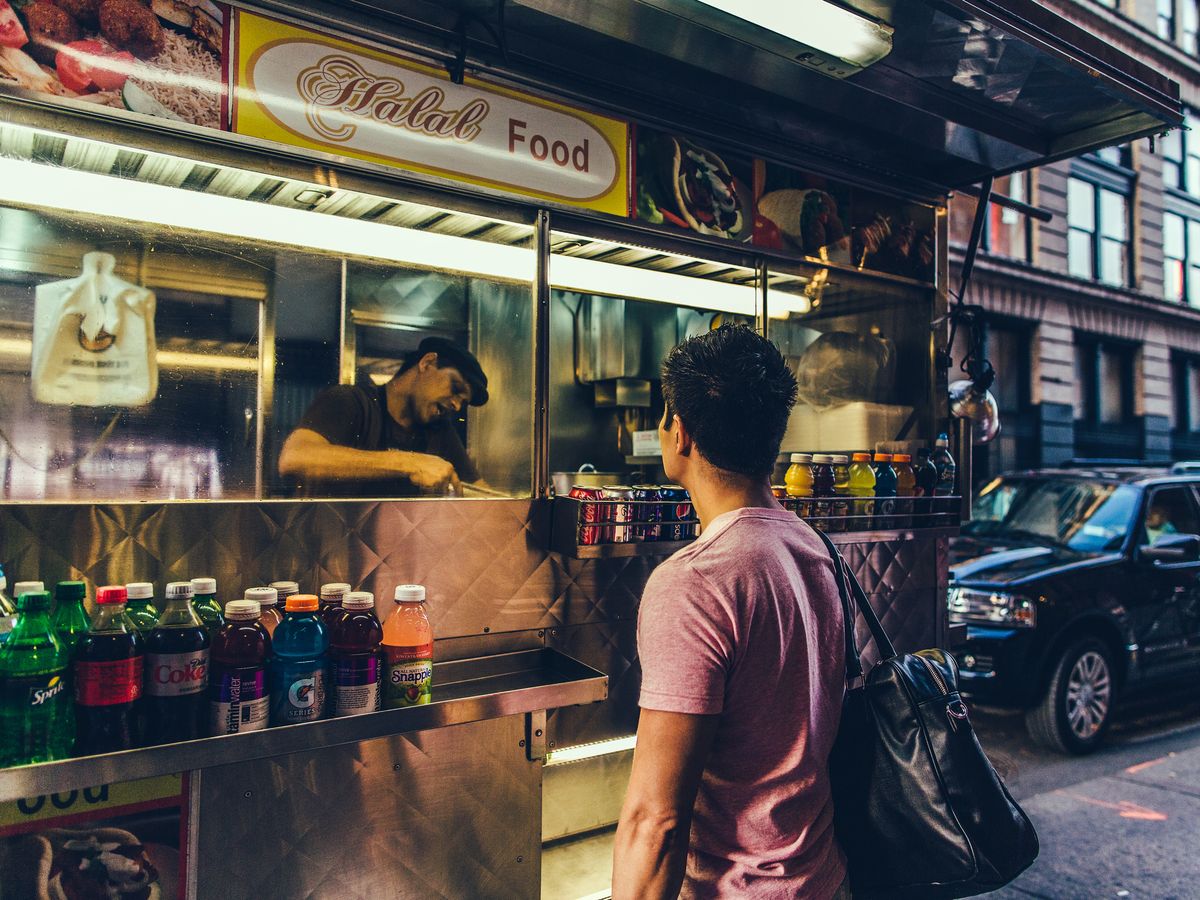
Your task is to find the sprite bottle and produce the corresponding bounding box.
[0,591,73,765]
[0,566,15,644]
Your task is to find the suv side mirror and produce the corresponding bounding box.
[1141,534,1200,563]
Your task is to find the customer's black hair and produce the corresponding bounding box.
[661,324,798,479]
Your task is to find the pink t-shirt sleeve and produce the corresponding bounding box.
[637,561,736,715]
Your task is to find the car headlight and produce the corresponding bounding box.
[948,586,1037,628]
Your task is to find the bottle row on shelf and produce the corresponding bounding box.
[0,574,434,768]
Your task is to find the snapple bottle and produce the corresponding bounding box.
[208,599,271,735]
[144,581,210,744]
[383,585,433,708]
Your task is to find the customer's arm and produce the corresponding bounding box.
[612,709,719,900]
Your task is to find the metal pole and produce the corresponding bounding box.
[533,210,552,498]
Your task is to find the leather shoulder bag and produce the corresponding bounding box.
[813,528,1039,899]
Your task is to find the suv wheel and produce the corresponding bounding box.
[1025,638,1114,755]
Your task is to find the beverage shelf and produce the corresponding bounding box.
[0,648,607,803]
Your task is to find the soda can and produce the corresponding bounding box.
[569,485,607,546]
[602,485,636,543]
[771,486,788,500]
[631,485,662,542]
[659,485,691,541]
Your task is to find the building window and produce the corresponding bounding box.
[947,171,1033,263]
[1172,355,1200,432]
[1184,0,1199,52]
[1163,212,1200,304]
[1160,0,1177,40]
[1161,113,1200,196]
[1068,177,1129,286]
[1075,337,1136,425]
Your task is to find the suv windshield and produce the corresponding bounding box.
[965,477,1139,553]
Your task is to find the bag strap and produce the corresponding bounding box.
[813,528,898,676]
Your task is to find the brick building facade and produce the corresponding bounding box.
[949,0,1200,482]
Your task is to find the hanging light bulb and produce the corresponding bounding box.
[950,377,1001,444]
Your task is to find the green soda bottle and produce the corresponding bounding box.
[52,581,91,654]
[0,591,73,765]
[124,582,161,634]
[190,578,225,635]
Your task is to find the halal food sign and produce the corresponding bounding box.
[233,11,629,215]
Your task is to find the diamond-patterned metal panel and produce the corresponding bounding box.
[546,620,640,749]
[195,716,539,900]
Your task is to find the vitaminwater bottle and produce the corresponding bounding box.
[873,453,898,529]
[319,582,351,629]
[831,454,852,531]
[383,585,433,708]
[144,582,210,744]
[190,578,224,636]
[52,581,90,655]
[0,590,72,765]
[270,595,329,727]
[270,581,300,604]
[810,454,836,530]
[209,599,271,735]
[848,452,876,529]
[74,586,143,755]
[893,453,917,528]
[784,452,814,518]
[931,433,958,513]
[0,567,15,644]
[332,591,383,718]
[123,583,160,635]
[244,587,282,638]
[915,448,938,519]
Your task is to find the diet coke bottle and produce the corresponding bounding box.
[144,582,210,745]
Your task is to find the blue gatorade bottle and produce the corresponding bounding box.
[873,452,898,529]
[270,594,329,727]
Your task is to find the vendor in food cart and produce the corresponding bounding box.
[278,337,487,496]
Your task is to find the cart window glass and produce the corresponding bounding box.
[546,231,758,490]
[0,124,534,502]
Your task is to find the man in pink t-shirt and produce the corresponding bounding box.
[613,325,849,900]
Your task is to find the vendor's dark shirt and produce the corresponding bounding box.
[294,384,479,496]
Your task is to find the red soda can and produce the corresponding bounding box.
[569,485,607,545]
[631,485,663,542]
[602,486,636,543]
[659,485,691,541]
[771,486,788,500]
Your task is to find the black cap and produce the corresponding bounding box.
[417,337,489,406]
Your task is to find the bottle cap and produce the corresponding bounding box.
[894,453,912,463]
[165,581,194,600]
[244,587,278,607]
[394,584,426,604]
[225,599,261,620]
[17,581,47,597]
[190,577,217,595]
[320,582,351,601]
[874,452,893,462]
[789,452,813,463]
[812,453,834,464]
[125,582,154,600]
[96,585,127,605]
[270,581,300,596]
[851,452,872,462]
[343,591,375,610]
[936,433,949,445]
[832,454,849,464]
[15,591,51,611]
[286,594,320,612]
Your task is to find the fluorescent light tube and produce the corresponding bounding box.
[694,0,893,67]
[552,254,756,316]
[545,734,637,765]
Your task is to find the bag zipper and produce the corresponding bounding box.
[918,653,969,732]
[918,653,949,695]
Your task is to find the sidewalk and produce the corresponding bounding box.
[987,741,1200,899]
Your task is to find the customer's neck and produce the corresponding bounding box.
[688,469,781,531]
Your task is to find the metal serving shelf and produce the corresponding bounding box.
[0,648,607,802]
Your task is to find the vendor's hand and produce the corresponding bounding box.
[401,453,461,493]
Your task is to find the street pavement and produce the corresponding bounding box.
[972,687,1200,899]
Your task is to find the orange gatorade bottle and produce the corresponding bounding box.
[382,585,433,708]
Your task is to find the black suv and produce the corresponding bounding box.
[950,464,1200,754]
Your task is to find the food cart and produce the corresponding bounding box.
[0,0,1179,897]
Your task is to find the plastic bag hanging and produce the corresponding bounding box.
[30,251,158,407]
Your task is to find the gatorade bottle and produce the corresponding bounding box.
[0,567,15,644]
[270,595,329,727]
[931,433,958,513]
[831,454,852,531]
[209,599,271,735]
[784,452,814,518]
[873,453,898,529]
[319,582,351,629]
[190,578,225,636]
[52,581,90,656]
[0,591,72,765]
[244,587,282,638]
[144,582,210,745]
[383,585,433,708]
[893,454,917,528]
[810,454,836,531]
[331,591,383,718]
[123,583,160,635]
[848,452,877,530]
[915,448,939,519]
[74,586,143,755]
